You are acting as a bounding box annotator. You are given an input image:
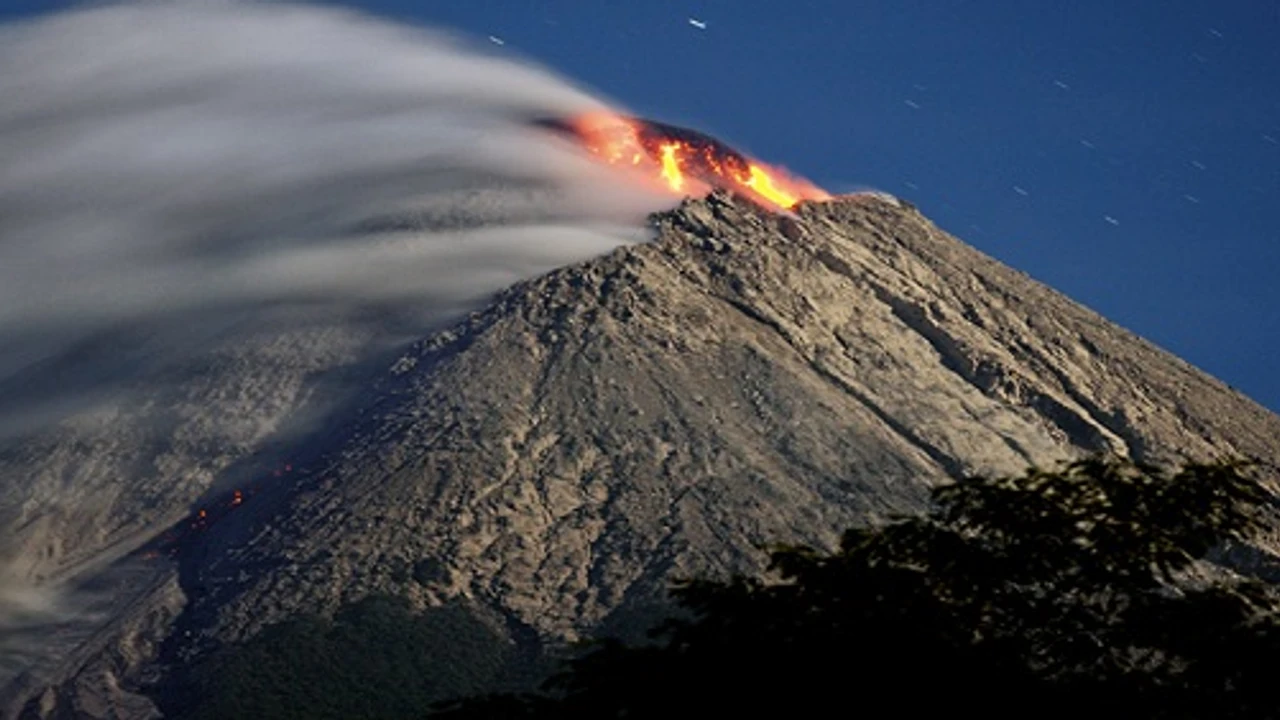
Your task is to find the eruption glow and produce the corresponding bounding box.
[660,143,687,191]
[559,111,830,210]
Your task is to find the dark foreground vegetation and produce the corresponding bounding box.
[173,596,517,720]
[174,458,1280,719]
[435,457,1280,719]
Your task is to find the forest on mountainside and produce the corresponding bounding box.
[177,457,1280,720]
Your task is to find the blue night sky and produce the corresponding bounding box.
[7,1,1280,411]
[407,1,1280,408]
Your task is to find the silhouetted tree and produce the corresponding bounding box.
[171,596,513,720]
[432,457,1280,719]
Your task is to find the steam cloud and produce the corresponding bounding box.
[0,0,672,404]
[0,0,686,442]
[0,1,675,688]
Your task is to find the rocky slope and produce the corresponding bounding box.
[8,191,1280,718]
[0,316,395,717]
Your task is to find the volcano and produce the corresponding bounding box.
[7,191,1280,719]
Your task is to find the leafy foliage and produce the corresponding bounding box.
[173,595,514,720]
[433,458,1280,719]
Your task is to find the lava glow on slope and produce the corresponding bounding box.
[542,112,830,210]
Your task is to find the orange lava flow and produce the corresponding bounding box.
[659,143,685,191]
[569,111,829,211]
[744,164,799,208]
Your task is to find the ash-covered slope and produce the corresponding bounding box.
[0,322,370,580]
[183,191,1280,647]
[14,191,1280,718]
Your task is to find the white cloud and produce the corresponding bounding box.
[0,0,676,680]
[0,1,675,407]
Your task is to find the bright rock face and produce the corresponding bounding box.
[6,192,1280,718]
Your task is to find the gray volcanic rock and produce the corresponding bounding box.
[0,322,371,582]
[10,191,1280,718]
[180,191,1280,651]
[0,320,379,718]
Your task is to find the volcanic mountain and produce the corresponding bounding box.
[7,191,1280,718]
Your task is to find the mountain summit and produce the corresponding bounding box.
[8,191,1280,718]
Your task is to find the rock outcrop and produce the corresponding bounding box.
[8,191,1280,718]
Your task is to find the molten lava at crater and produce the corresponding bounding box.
[539,112,829,210]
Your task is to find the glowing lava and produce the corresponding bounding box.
[550,111,829,210]
[137,462,294,561]
[659,143,686,191]
[744,164,799,208]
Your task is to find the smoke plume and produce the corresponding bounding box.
[0,0,674,687]
[0,0,671,396]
